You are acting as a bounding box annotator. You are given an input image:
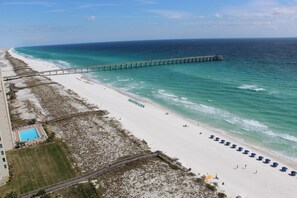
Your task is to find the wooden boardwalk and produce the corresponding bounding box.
[4,55,223,81]
[21,150,188,198]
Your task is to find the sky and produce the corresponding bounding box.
[0,0,297,47]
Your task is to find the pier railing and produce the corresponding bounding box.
[4,55,223,81]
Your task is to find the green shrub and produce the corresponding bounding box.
[218,192,227,198]
[28,118,37,125]
[195,177,205,184]
[206,183,217,191]
[4,191,18,198]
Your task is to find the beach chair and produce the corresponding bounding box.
[225,141,231,146]
[220,139,225,144]
[243,150,249,154]
[231,144,237,149]
[209,135,215,139]
[215,137,220,141]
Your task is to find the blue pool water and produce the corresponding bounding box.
[19,128,39,141]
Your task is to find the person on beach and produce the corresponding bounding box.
[215,174,219,179]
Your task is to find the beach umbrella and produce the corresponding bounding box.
[271,162,279,167]
[225,141,231,146]
[220,139,225,144]
[264,159,271,164]
[280,167,288,172]
[215,137,220,141]
[243,150,249,154]
[257,156,264,161]
[250,153,256,157]
[290,171,296,176]
[231,144,237,148]
[210,135,215,139]
[238,147,243,151]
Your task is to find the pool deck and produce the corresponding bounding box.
[0,69,14,150]
[15,124,47,143]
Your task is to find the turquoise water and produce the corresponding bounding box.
[15,39,297,161]
[19,128,39,141]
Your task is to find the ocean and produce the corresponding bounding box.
[15,38,297,162]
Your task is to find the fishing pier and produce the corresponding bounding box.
[4,55,223,81]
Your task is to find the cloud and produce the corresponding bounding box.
[224,0,297,18]
[216,0,297,30]
[1,1,51,6]
[137,0,158,4]
[214,13,222,18]
[149,9,190,19]
[87,16,96,21]
[46,9,66,13]
[76,3,120,9]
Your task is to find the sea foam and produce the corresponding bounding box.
[155,89,297,143]
[238,84,265,92]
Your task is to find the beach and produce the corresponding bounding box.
[8,49,297,198]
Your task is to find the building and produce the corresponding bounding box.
[0,69,13,186]
[0,134,9,186]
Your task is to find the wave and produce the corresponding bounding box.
[11,48,35,59]
[117,78,130,82]
[154,89,297,143]
[13,48,74,69]
[238,84,265,92]
[51,59,72,68]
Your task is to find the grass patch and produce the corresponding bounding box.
[0,141,77,196]
[54,183,102,198]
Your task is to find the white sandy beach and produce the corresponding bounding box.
[7,49,297,198]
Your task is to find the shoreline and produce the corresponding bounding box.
[8,48,297,198]
[83,67,297,169]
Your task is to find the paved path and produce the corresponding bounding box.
[21,151,160,198]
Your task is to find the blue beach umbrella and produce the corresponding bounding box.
[243,150,249,154]
[250,153,256,157]
[238,147,243,151]
[290,171,296,176]
[280,167,288,172]
[257,156,264,161]
[271,162,279,167]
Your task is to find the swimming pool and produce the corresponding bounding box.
[19,128,39,141]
